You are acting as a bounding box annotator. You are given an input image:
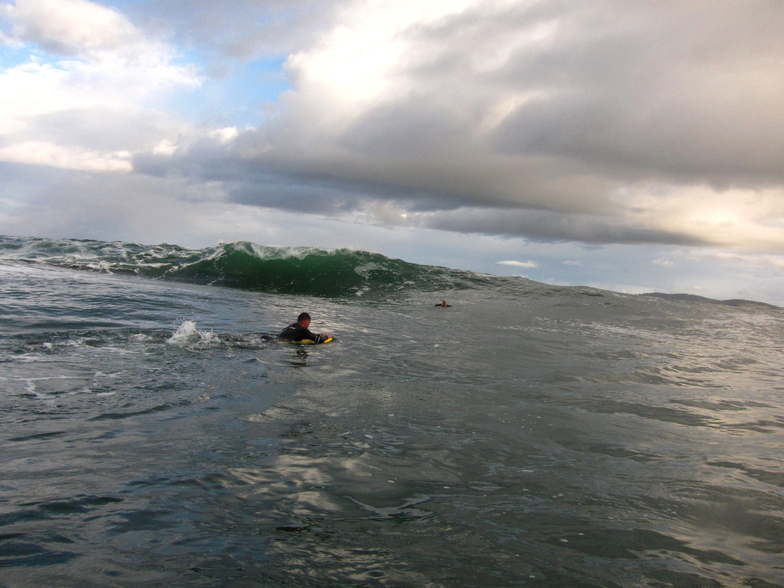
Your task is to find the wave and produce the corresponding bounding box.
[0,235,514,297]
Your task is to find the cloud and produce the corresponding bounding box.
[0,0,199,168]
[498,260,538,269]
[412,206,710,246]
[123,0,339,66]
[5,0,154,60]
[0,140,131,171]
[184,0,783,250]
[680,249,784,269]
[2,0,784,285]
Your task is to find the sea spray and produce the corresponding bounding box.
[166,320,219,348]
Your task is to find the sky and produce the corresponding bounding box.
[1,0,784,304]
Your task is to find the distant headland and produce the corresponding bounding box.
[640,292,780,310]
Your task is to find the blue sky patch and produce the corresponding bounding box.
[171,54,291,128]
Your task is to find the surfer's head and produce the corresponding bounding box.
[297,312,311,327]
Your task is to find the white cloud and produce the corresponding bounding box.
[0,140,131,170]
[2,0,200,101]
[210,127,239,144]
[287,0,476,113]
[153,139,179,156]
[0,0,200,168]
[682,249,784,269]
[498,260,539,269]
[4,0,178,65]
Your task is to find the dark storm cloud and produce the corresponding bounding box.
[419,207,711,246]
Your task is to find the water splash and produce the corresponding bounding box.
[166,320,219,348]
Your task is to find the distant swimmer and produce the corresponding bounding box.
[279,312,332,343]
[436,300,452,308]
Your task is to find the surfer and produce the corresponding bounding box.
[436,300,451,308]
[279,312,332,343]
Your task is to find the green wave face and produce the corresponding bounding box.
[0,237,504,298]
[166,242,432,296]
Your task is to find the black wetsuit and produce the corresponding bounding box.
[279,323,329,343]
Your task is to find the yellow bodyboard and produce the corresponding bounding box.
[281,336,333,345]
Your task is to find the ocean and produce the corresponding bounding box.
[0,235,782,587]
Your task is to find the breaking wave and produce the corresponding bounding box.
[0,236,524,297]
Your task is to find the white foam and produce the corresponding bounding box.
[166,320,218,347]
